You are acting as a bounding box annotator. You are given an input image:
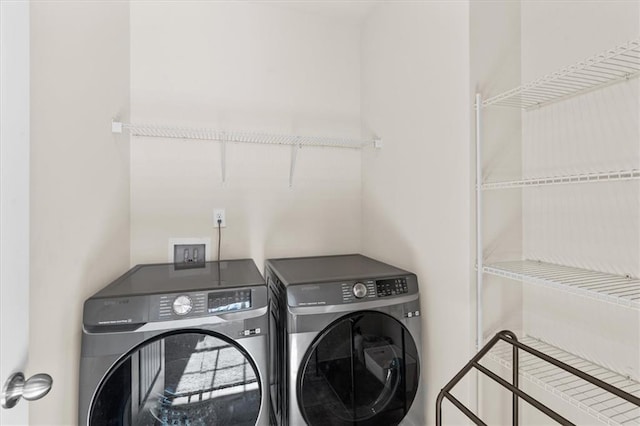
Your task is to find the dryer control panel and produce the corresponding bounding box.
[340,278,409,303]
[288,274,417,307]
[375,278,409,297]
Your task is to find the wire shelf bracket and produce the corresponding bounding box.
[484,260,640,310]
[482,38,640,110]
[111,121,382,187]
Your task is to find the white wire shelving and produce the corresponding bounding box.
[112,121,380,149]
[487,335,640,426]
[111,121,381,186]
[482,38,640,110]
[481,169,640,190]
[484,260,640,310]
[474,36,640,424]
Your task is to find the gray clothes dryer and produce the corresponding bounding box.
[266,254,424,426]
[79,259,269,426]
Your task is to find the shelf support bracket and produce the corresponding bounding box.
[220,138,227,184]
[111,120,123,134]
[289,141,300,188]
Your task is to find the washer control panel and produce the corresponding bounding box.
[341,281,376,303]
[159,293,206,319]
[376,278,408,297]
[208,289,251,314]
[85,286,268,329]
[157,289,252,320]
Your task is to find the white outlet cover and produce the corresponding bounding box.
[213,208,226,227]
[168,237,212,262]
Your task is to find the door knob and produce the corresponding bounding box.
[1,372,52,409]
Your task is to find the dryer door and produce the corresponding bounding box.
[298,311,420,426]
[89,331,261,426]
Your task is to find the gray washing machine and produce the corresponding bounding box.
[79,259,269,426]
[266,254,424,426]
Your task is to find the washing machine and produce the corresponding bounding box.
[266,254,424,426]
[79,259,269,426]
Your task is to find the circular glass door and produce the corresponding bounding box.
[298,311,420,426]
[90,331,261,426]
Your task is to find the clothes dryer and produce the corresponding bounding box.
[79,259,269,426]
[266,254,424,426]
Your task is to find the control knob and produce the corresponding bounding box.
[352,282,367,299]
[173,295,193,316]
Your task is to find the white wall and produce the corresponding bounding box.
[360,2,471,424]
[129,2,363,268]
[29,2,130,424]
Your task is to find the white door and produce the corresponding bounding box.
[1,1,32,424]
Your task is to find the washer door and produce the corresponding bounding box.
[298,311,420,426]
[90,331,261,426]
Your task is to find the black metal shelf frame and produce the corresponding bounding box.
[436,330,640,426]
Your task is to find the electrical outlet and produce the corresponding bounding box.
[213,208,226,228]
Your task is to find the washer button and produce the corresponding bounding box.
[172,295,193,316]
[353,282,367,299]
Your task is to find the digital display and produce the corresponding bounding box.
[208,289,251,313]
[376,278,408,297]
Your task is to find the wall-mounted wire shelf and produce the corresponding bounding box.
[112,121,380,149]
[488,335,640,426]
[484,260,640,310]
[481,38,640,110]
[481,169,640,190]
[111,121,381,187]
